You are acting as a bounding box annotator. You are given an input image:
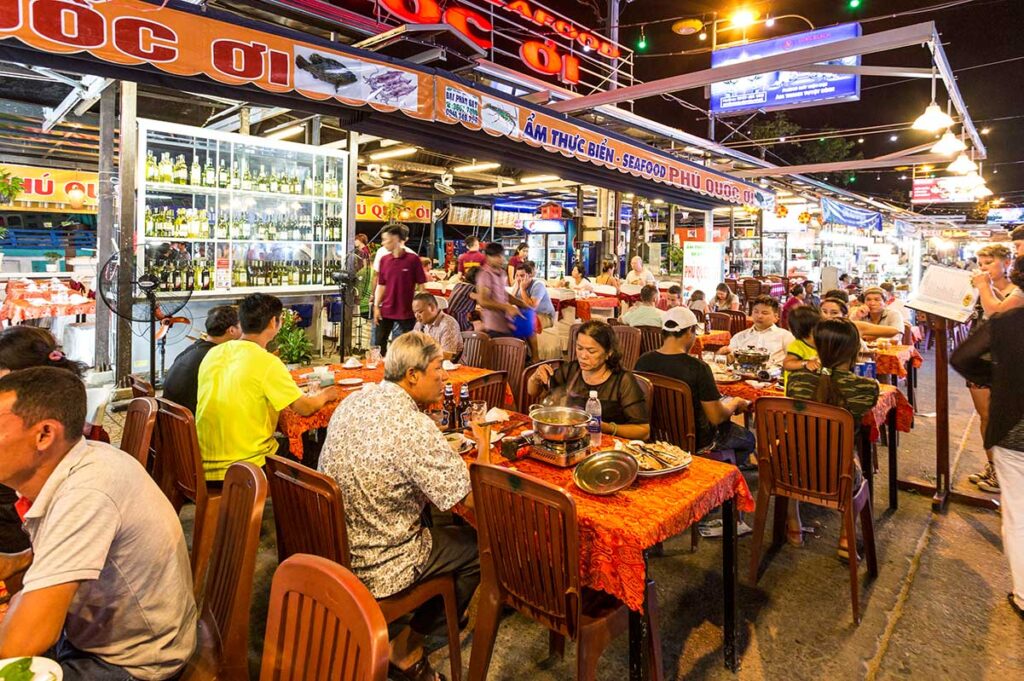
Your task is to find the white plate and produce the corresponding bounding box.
[0,657,63,680]
[445,433,473,454]
[337,378,363,386]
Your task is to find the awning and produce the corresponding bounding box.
[0,0,771,212]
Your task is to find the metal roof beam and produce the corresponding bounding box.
[795,64,933,78]
[42,75,112,132]
[733,153,951,178]
[549,22,937,113]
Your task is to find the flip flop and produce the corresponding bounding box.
[389,657,446,681]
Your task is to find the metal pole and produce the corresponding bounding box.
[239,106,250,135]
[115,81,137,384]
[94,85,116,372]
[608,0,619,90]
[342,130,358,357]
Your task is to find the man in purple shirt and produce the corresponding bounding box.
[374,224,426,354]
[457,236,487,275]
[475,242,518,337]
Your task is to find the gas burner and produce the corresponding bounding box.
[528,433,591,468]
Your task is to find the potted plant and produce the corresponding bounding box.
[273,309,314,368]
[0,168,23,205]
[43,251,62,273]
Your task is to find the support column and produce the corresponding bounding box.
[115,81,137,383]
[94,85,116,372]
[342,130,358,357]
[239,106,250,135]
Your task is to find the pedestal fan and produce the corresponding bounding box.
[96,249,194,387]
[329,247,368,359]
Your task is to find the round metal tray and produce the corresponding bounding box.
[573,449,638,495]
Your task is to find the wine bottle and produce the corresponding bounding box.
[303,170,314,196]
[218,159,229,189]
[230,161,241,190]
[173,155,187,185]
[241,166,253,191]
[158,152,173,183]
[269,170,279,194]
[257,165,269,192]
[189,156,201,186]
[203,156,215,187]
[145,151,158,182]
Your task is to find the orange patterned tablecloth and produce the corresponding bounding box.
[459,430,754,611]
[573,296,620,321]
[717,381,912,440]
[279,363,512,458]
[691,330,731,355]
[874,345,924,378]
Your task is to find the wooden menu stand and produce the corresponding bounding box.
[896,313,998,512]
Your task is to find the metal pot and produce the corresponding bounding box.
[733,347,770,374]
[529,405,592,442]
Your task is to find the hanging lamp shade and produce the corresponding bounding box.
[931,130,966,155]
[946,153,977,175]
[973,184,993,199]
[912,103,954,132]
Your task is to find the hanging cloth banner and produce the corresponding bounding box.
[821,197,882,231]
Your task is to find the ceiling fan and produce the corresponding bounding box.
[433,171,456,195]
[358,163,384,188]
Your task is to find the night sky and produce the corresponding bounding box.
[543,0,1024,211]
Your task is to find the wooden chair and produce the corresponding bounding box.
[725,278,739,294]
[155,398,220,597]
[633,373,652,411]
[742,279,763,312]
[460,331,492,368]
[748,398,878,624]
[264,456,463,681]
[708,312,731,333]
[721,309,749,336]
[468,464,657,681]
[182,462,267,681]
[611,325,641,371]
[567,323,583,362]
[120,397,157,469]
[259,554,390,681]
[467,371,509,411]
[488,337,527,411]
[691,309,706,325]
[636,373,697,454]
[128,374,155,398]
[636,325,663,356]
[520,359,563,412]
[606,317,624,326]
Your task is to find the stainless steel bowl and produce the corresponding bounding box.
[573,449,639,495]
[529,405,592,442]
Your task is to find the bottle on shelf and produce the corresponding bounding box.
[203,156,215,187]
[257,165,269,192]
[303,169,314,196]
[145,151,158,182]
[218,159,229,189]
[241,165,253,191]
[173,155,187,185]
[290,167,300,194]
[158,152,173,183]
[230,161,241,190]
[189,156,201,186]
[269,170,279,194]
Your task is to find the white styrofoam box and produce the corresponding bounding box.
[63,321,96,365]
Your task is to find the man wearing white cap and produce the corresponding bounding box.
[635,307,755,456]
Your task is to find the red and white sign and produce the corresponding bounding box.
[911,177,978,205]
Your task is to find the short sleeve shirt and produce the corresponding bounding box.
[372,244,415,272]
[22,439,196,679]
[378,250,427,320]
[318,381,471,598]
[783,339,817,389]
[786,369,880,429]
[547,362,649,426]
[477,264,512,334]
[457,250,487,274]
[414,311,464,357]
[196,339,303,480]
[729,325,795,367]
[625,268,657,286]
[622,305,665,328]
[525,279,556,317]
[634,351,720,451]
[162,339,215,416]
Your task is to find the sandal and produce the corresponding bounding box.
[389,657,446,681]
[786,527,805,547]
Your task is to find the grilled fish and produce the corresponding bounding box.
[295,53,358,91]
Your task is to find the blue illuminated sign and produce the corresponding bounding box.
[710,23,862,115]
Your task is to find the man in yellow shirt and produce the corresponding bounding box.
[196,294,340,481]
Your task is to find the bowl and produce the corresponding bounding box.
[529,406,592,442]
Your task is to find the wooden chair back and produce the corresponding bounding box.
[754,397,857,511]
[708,312,731,333]
[470,464,582,638]
[902,323,914,347]
[742,278,763,308]
[611,325,641,371]
[567,323,582,362]
[460,331,492,368]
[634,373,653,411]
[636,325,663,356]
[128,374,155,398]
[265,455,349,566]
[520,360,563,412]
[488,337,527,409]
[691,309,706,325]
[606,317,624,326]
[636,372,697,454]
[467,371,509,411]
[155,398,205,511]
[121,397,157,469]
[725,278,739,294]
[259,555,389,681]
[190,462,267,681]
[722,309,748,336]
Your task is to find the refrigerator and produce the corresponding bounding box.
[523,219,572,280]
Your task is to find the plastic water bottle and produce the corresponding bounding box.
[585,390,602,448]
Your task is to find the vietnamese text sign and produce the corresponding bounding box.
[683,242,725,298]
[911,177,978,204]
[356,195,431,222]
[0,164,98,213]
[710,23,862,115]
[987,207,1024,224]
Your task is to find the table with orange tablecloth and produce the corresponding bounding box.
[459,424,754,675]
[572,296,620,321]
[874,344,923,408]
[690,330,731,355]
[718,379,912,510]
[1,280,95,324]
[279,363,513,458]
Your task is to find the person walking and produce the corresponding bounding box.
[374,224,426,355]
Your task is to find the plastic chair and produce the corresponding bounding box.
[468,464,655,681]
[155,398,220,598]
[120,397,157,469]
[521,359,563,412]
[128,374,155,398]
[611,325,641,371]
[460,331,492,368]
[259,555,390,681]
[263,456,463,681]
[467,371,509,411]
[181,463,267,681]
[748,397,878,624]
[636,325,663,356]
[488,337,527,409]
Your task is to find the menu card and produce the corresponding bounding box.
[906,265,978,323]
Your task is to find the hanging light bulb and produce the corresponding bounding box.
[930,129,966,155]
[913,66,954,132]
[973,184,993,199]
[946,152,977,175]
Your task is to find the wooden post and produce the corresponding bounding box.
[94,85,116,372]
[114,81,136,384]
[931,314,950,511]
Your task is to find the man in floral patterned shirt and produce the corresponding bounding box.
[318,332,478,681]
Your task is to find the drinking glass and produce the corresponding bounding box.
[702,351,715,364]
[467,400,491,462]
[367,345,382,368]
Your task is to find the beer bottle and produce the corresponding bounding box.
[458,384,471,429]
[441,383,457,432]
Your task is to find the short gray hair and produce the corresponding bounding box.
[384,332,442,382]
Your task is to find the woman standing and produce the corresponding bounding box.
[527,321,650,440]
